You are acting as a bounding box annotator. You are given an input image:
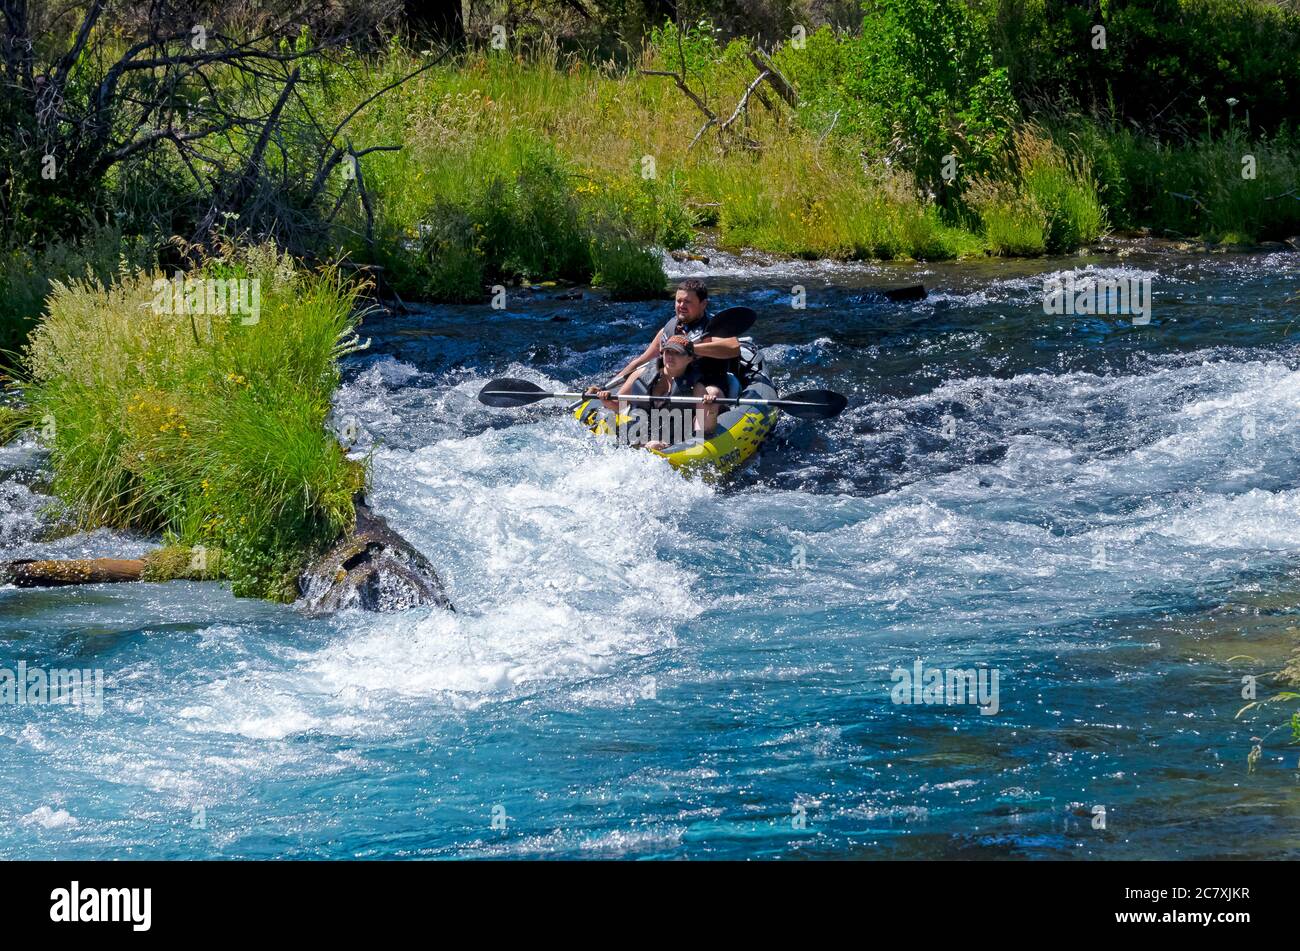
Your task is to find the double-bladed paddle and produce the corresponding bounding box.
[479,378,848,421]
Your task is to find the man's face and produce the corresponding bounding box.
[674,289,705,324]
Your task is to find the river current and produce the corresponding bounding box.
[2,247,1299,858]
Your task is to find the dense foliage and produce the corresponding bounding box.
[19,246,367,600]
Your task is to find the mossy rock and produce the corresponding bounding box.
[297,496,453,614]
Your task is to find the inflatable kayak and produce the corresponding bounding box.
[572,342,780,476]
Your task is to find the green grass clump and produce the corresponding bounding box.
[0,403,24,445]
[590,236,666,299]
[968,178,1049,256]
[970,127,1106,255]
[0,224,156,363]
[21,244,367,601]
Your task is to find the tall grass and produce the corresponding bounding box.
[1072,122,1300,242]
[969,126,1107,255]
[314,43,977,285]
[0,224,156,363]
[20,244,367,600]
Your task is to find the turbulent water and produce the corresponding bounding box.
[3,247,1300,859]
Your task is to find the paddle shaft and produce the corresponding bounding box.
[485,388,823,411]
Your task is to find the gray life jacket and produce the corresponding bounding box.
[661,315,734,381]
[630,360,699,408]
[623,361,699,445]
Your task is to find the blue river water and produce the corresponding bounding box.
[2,247,1300,859]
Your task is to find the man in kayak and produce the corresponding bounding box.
[594,334,717,448]
[608,278,740,438]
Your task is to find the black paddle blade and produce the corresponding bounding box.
[477,378,549,407]
[706,306,757,339]
[777,389,849,420]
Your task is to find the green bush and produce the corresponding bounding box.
[786,0,1019,196]
[477,142,592,281]
[991,0,1300,138]
[590,236,666,300]
[648,18,727,76]
[21,244,367,601]
[415,201,486,303]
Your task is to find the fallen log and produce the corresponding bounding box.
[1,558,147,587]
[0,496,454,614]
[746,50,798,110]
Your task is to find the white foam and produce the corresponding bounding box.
[22,806,78,829]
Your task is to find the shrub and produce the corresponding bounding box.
[415,201,486,303]
[590,236,666,299]
[21,244,367,601]
[842,0,1019,195]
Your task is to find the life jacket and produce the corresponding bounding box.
[630,360,699,408]
[624,361,699,445]
[660,315,734,382]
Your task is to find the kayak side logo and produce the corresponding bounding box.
[1042,273,1151,325]
[49,882,151,931]
[890,659,1000,715]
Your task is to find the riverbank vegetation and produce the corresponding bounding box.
[14,245,367,600]
[2,1,1297,333]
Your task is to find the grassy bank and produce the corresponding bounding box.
[4,0,1298,334]
[13,246,367,601]
[309,12,1296,300]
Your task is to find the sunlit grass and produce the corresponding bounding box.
[19,244,367,600]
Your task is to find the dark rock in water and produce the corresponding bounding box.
[1286,236,1300,251]
[853,284,927,304]
[298,497,454,615]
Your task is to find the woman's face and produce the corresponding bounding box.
[662,348,692,376]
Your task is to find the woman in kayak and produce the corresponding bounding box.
[589,335,717,449]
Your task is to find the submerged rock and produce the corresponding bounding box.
[297,497,454,615]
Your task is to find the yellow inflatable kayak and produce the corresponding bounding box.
[572,343,780,476]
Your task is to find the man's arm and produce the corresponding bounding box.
[693,336,741,359]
